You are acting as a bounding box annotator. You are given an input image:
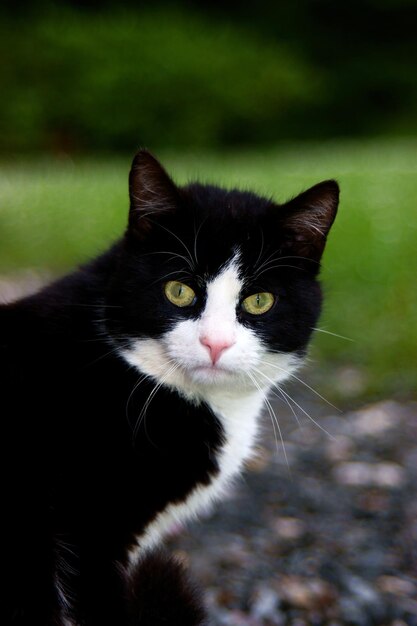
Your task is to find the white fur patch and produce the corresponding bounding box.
[128,388,263,568]
[120,254,302,568]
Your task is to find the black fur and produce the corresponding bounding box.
[127,550,207,626]
[0,151,338,625]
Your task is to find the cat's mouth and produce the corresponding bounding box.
[187,363,237,384]
[193,364,230,374]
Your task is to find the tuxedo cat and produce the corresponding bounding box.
[0,151,338,625]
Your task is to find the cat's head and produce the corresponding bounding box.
[106,151,339,397]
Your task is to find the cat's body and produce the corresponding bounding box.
[0,152,338,625]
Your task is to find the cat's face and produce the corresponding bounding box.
[106,151,338,397]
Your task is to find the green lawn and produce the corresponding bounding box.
[1,138,416,402]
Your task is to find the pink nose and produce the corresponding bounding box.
[200,336,235,365]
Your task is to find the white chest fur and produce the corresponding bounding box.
[123,257,300,569]
[128,388,263,568]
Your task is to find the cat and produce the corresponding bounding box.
[0,150,339,625]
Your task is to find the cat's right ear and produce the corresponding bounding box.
[128,150,179,239]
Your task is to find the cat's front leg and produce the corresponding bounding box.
[125,549,207,626]
[59,544,207,626]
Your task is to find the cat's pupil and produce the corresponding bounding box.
[256,294,268,308]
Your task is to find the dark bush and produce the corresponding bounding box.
[1,2,416,152]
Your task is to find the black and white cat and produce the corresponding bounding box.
[0,151,339,625]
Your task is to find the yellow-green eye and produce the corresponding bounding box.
[164,281,196,307]
[242,292,275,315]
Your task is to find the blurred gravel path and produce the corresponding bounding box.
[168,398,417,626]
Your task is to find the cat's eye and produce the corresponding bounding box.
[164,281,196,307]
[242,292,275,315]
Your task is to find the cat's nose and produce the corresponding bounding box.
[200,336,235,365]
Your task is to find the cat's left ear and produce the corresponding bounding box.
[278,180,339,260]
[128,150,179,238]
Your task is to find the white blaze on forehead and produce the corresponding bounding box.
[200,257,242,339]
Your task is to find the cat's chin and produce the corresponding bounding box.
[186,364,237,385]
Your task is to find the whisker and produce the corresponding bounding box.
[251,365,335,440]
[275,255,320,265]
[253,264,306,280]
[148,269,192,287]
[261,358,341,412]
[164,255,194,269]
[193,217,207,266]
[271,384,303,430]
[147,219,196,271]
[133,362,180,441]
[247,370,290,472]
[254,253,319,275]
[141,363,182,444]
[253,228,265,270]
[251,251,321,281]
[278,386,336,441]
[82,340,132,368]
[254,248,282,273]
[312,327,355,342]
[125,372,153,425]
[246,371,280,454]
[139,249,195,271]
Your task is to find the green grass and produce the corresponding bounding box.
[1,138,416,402]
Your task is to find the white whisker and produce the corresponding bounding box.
[312,327,355,342]
[246,371,279,454]
[125,373,152,424]
[252,251,282,277]
[261,358,340,412]
[247,370,290,472]
[272,384,303,429]
[252,252,320,280]
[253,263,306,280]
[278,386,335,441]
[133,362,181,441]
[253,228,265,270]
[83,340,132,368]
[140,249,195,271]
[148,269,192,287]
[251,366,334,440]
[193,217,207,266]
[147,219,196,270]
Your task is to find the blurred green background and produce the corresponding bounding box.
[1,1,416,403]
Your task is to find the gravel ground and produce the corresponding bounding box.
[168,398,417,626]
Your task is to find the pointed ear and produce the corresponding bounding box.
[279,180,339,260]
[128,150,179,238]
